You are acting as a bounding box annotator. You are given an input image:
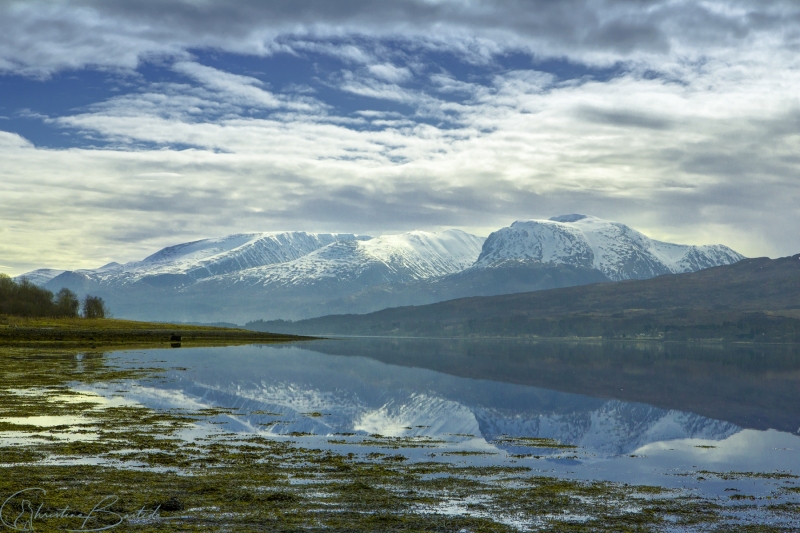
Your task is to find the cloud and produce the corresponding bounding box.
[575,106,674,130]
[3,52,800,274]
[367,64,412,83]
[2,1,800,76]
[1,1,800,274]
[0,130,33,149]
[289,40,376,65]
[173,62,282,108]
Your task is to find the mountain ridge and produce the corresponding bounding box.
[250,253,800,342]
[476,215,744,280]
[15,216,747,323]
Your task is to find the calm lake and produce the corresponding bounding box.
[89,339,800,494]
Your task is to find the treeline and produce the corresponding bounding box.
[0,274,109,318]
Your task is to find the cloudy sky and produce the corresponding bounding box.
[1,0,799,274]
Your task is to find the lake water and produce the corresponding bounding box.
[82,338,800,504]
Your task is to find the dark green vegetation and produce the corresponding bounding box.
[1,274,80,317]
[0,273,107,318]
[1,346,794,531]
[0,316,309,347]
[252,254,800,341]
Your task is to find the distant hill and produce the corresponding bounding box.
[250,254,800,342]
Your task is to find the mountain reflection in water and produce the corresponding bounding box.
[309,338,800,434]
[102,339,800,460]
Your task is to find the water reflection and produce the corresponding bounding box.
[309,338,800,434]
[102,339,800,462]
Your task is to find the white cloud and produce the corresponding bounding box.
[1,1,800,274]
[289,40,376,65]
[367,63,412,83]
[335,71,419,104]
[0,130,33,149]
[173,62,281,108]
[2,49,800,275]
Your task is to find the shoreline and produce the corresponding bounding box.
[0,315,315,348]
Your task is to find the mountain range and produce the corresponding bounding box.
[257,253,800,342]
[17,215,745,323]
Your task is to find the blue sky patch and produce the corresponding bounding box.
[1,39,624,149]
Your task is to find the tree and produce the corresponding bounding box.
[82,295,108,319]
[55,288,80,317]
[0,276,89,317]
[0,275,56,317]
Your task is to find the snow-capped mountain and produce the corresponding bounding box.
[21,215,745,322]
[131,231,372,280]
[16,232,367,286]
[103,232,369,284]
[31,229,484,322]
[202,229,483,288]
[13,268,66,286]
[476,214,745,281]
[289,215,745,318]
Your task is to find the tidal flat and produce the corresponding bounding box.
[1,341,799,531]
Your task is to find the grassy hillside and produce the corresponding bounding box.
[251,254,800,341]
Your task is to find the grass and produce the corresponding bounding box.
[0,315,312,348]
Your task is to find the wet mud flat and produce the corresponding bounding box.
[0,345,798,532]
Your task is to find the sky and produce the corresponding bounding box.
[1,0,799,275]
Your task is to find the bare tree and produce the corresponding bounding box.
[55,288,80,317]
[82,295,109,319]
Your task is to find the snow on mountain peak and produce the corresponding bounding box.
[359,229,484,276]
[20,229,483,295]
[13,268,66,286]
[116,231,369,282]
[477,215,745,281]
[217,229,486,287]
[139,234,261,265]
